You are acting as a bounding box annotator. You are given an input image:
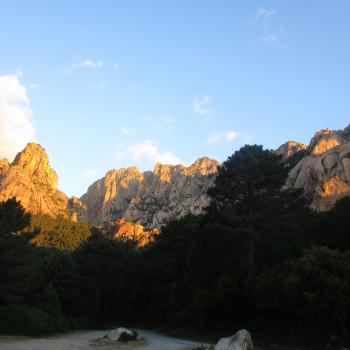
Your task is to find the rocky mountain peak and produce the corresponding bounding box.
[0,143,75,218]
[276,141,308,160]
[81,157,220,228]
[11,143,58,189]
[191,157,220,176]
[154,163,179,183]
[309,128,345,156]
[286,124,350,211]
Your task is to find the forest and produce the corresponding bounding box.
[0,145,349,348]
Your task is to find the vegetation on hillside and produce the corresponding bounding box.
[0,145,349,348]
[26,214,94,251]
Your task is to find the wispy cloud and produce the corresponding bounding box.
[65,59,103,75]
[29,83,40,89]
[144,116,177,129]
[208,131,252,145]
[0,71,35,160]
[113,63,120,71]
[113,140,182,166]
[255,8,285,46]
[261,33,279,45]
[208,132,223,145]
[88,80,107,90]
[256,8,275,20]
[113,150,128,161]
[121,127,131,135]
[84,168,97,179]
[191,95,212,115]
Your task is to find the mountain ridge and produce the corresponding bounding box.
[80,156,220,228]
[0,123,349,228]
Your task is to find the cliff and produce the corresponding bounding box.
[0,143,84,220]
[282,124,350,211]
[80,157,220,228]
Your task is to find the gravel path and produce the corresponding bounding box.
[0,328,210,350]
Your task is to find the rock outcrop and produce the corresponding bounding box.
[284,124,350,211]
[276,141,307,160]
[215,329,253,350]
[113,218,159,247]
[0,143,83,220]
[81,157,220,229]
[68,196,88,222]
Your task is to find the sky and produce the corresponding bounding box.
[0,0,349,196]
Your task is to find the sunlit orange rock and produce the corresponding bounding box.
[81,157,220,228]
[113,218,160,247]
[285,124,350,211]
[0,143,83,221]
[310,128,344,155]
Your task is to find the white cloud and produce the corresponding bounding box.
[84,168,97,179]
[191,95,212,115]
[121,127,131,135]
[113,140,182,166]
[65,59,103,74]
[0,72,35,161]
[129,140,181,165]
[208,131,251,145]
[226,131,237,141]
[113,63,120,71]
[88,80,107,90]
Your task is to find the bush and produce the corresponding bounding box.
[0,305,55,335]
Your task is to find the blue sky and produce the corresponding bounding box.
[0,0,349,196]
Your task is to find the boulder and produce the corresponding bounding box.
[215,329,253,350]
[107,327,137,341]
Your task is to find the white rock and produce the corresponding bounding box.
[107,327,135,341]
[215,329,253,350]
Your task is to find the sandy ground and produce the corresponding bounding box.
[0,328,210,350]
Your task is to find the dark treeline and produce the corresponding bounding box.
[0,145,349,347]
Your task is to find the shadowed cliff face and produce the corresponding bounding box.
[80,157,220,229]
[281,124,350,211]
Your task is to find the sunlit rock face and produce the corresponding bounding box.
[0,143,79,219]
[276,141,307,160]
[310,128,345,155]
[1,124,348,228]
[113,218,160,247]
[11,143,59,189]
[68,196,88,222]
[284,124,350,211]
[81,157,220,229]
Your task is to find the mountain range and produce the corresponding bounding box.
[0,124,349,230]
